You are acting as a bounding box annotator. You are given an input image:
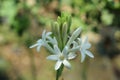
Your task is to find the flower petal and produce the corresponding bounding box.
[47,37,58,45]
[82,36,91,49]
[63,59,71,69]
[54,45,61,54]
[62,46,68,56]
[44,43,55,54]
[30,39,43,52]
[72,41,78,47]
[80,49,86,62]
[42,30,46,39]
[29,43,38,48]
[67,28,81,46]
[69,46,80,52]
[68,52,77,60]
[46,55,58,60]
[53,37,58,45]
[46,32,52,37]
[77,38,82,45]
[37,45,42,52]
[86,50,94,58]
[37,39,42,43]
[55,61,62,70]
[46,36,53,42]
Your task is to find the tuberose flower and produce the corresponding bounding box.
[78,36,94,62]
[30,27,94,71]
[47,45,76,70]
[29,30,55,53]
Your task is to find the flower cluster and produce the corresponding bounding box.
[30,28,94,70]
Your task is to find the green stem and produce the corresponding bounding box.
[81,59,88,80]
[56,64,64,80]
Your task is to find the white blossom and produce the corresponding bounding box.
[78,36,94,62]
[30,27,94,71]
[47,45,76,70]
[30,30,54,53]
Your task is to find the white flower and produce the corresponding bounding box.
[47,45,76,70]
[29,30,55,53]
[30,28,94,71]
[78,36,94,62]
[29,39,43,52]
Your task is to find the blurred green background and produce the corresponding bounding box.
[0,0,120,80]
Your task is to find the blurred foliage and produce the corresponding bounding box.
[71,0,120,29]
[0,57,10,72]
[0,0,17,25]
[0,0,120,80]
[0,0,120,35]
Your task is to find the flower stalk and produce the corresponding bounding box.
[30,12,94,80]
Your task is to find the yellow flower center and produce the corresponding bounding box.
[59,54,64,60]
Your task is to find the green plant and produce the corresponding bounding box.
[30,13,94,80]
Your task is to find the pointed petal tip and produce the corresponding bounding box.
[63,60,71,69]
[75,27,82,33]
[68,53,77,60]
[86,50,94,58]
[46,55,58,60]
[29,43,38,48]
[55,61,62,70]
[29,46,33,48]
[55,68,58,70]
[91,55,94,58]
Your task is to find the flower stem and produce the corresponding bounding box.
[56,64,64,80]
